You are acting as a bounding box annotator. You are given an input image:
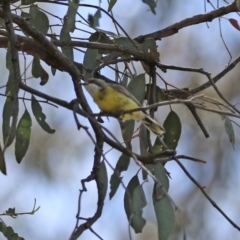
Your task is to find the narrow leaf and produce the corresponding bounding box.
[15,110,32,163]
[0,141,6,175]
[124,175,147,233]
[224,115,235,149]
[108,0,117,12]
[152,111,181,156]
[21,0,37,4]
[2,92,18,148]
[228,18,240,31]
[127,74,145,104]
[153,163,175,240]
[89,32,112,54]
[237,0,240,11]
[109,153,130,199]
[60,26,74,61]
[109,170,122,199]
[31,95,55,134]
[32,55,49,85]
[97,160,108,200]
[30,5,49,35]
[65,0,80,32]
[83,48,100,69]
[142,0,157,14]
[88,9,101,28]
[0,222,24,240]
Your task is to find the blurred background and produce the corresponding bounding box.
[1,0,240,239]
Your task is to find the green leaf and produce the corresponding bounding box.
[236,0,240,11]
[15,110,32,163]
[120,72,129,87]
[139,125,155,179]
[65,0,80,32]
[89,32,112,54]
[139,124,148,156]
[2,92,18,148]
[109,119,135,199]
[108,0,117,12]
[29,5,49,35]
[3,45,19,148]
[109,153,130,199]
[142,0,157,14]
[109,170,122,199]
[120,120,134,148]
[97,160,108,200]
[6,207,17,217]
[88,9,101,28]
[32,55,42,78]
[83,48,100,70]
[223,115,235,149]
[32,55,49,85]
[31,95,55,134]
[0,222,24,240]
[152,163,175,240]
[124,175,147,233]
[114,37,139,57]
[152,111,181,156]
[153,163,169,191]
[114,37,139,50]
[60,26,74,61]
[21,0,37,4]
[146,84,168,105]
[127,74,145,104]
[141,38,157,55]
[0,141,6,175]
[163,111,181,150]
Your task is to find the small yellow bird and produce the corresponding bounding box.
[85,78,165,135]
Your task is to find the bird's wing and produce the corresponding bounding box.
[109,83,142,106]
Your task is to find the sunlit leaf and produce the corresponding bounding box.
[124,175,147,233]
[15,110,32,163]
[31,95,55,134]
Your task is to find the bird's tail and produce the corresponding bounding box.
[141,114,165,136]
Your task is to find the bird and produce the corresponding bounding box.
[84,77,165,135]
